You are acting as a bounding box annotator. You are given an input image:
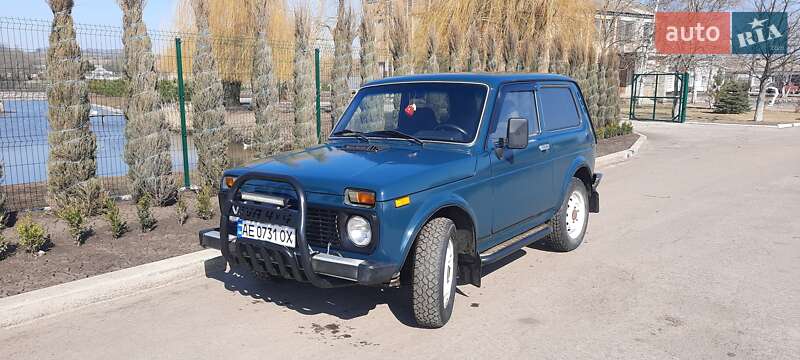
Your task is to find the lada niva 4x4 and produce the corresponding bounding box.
[201,73,602,328]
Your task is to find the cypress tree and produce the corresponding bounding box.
[446,22,464,72]
[423,28,440,73]
[485,29,502,72]
[119,0,176,205]
[191,0,229,190]
[389,6,412,76]
[0,160,6,226]
[250,0,287,157]
[466,22,483,72]
[359,9,378,84]
[331,0,354,132]
[45,0,100,212]
[292,8,316,148]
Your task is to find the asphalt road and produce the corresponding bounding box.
[2,122,799,359]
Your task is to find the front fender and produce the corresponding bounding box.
[400,191,477,264]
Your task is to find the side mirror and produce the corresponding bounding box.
[506,117,529,149]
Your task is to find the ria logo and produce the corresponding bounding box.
[731,12,787,54]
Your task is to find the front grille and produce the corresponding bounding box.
[306,207,340,247]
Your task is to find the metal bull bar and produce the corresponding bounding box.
[219,172,335,288]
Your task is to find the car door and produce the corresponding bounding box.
[535,82,588,204]
[489,82,555,234]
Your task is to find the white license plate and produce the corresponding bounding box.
[237,219,296,248]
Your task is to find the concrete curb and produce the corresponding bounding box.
[685,121,800,129]
[596,132,647,168]
[1,133,649,328]
[0,249,225,329]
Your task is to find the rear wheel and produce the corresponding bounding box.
[544,178,589,252]
[411,217,458,328]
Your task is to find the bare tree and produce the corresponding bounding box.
[743,0,800,121]
[119,0,176,205]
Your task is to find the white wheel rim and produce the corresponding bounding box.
[565,190,587,239]
[443,238,455,307]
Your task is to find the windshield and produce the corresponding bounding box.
[332,82,488,143]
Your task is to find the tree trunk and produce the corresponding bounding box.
[222,80,241,107]
[754,79,767,122]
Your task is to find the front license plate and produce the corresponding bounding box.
[237,219,296,248]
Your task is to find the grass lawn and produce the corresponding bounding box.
[624,100,800,125]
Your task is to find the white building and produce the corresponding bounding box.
[85,65,120,80]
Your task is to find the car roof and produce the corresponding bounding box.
[363,72,576,88]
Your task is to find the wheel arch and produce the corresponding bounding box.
[559,156,593,201]
[398,198,481,287]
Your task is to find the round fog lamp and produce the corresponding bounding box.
[346,216,372,247]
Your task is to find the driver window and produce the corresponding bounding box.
[489,91,537,143]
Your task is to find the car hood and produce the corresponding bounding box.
[230,142,477,201]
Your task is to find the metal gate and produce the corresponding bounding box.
[629,72,689,122]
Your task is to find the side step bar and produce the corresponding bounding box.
[479,224,552,265]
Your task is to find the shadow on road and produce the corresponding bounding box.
[206,267,419,326]
[202,246,534,327]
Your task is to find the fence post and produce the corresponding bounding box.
[314,48,322,143]
[680,72,689,123]
[175,37,191,189]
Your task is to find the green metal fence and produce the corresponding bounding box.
[0,17,351,211]
[629,72,689,122]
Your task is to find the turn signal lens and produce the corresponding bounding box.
[223,176,236,189]
[345,189,376,207]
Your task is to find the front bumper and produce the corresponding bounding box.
[200,229,396,286]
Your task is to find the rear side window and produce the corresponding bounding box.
[538,87,581,131]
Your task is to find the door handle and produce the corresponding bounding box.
[538,143,550,152]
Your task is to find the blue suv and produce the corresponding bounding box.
[200,73,601,328]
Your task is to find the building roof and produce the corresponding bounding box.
[364,72,576,88]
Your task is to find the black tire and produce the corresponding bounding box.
[544,178,589,252]
[411,217,458,328]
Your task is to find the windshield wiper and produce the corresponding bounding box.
[367,130,424,146]
[331,129,369,143]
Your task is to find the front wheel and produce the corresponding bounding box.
[544,178,589,252]
[411,217,458,328]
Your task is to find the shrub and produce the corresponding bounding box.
[136,194,157,232]
[0,235,13,260]
[713,81,750,114]
[16,215,49,253]
[175,192,188,225]
[103,198,128,239]
[596,121,634,139]
[88,79,129,97]
[196,186,214,220]
[58,206,90,245]
[156,79,193,104]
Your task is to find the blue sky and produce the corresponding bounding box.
[10,0,178,30]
